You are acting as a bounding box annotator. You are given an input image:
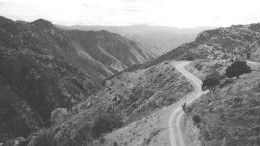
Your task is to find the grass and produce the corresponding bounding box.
[186,61,260,146]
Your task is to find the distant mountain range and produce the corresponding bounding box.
[59,24,214,54]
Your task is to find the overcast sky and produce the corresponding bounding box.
[0,0,260,28]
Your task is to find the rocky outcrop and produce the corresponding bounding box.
[2,137,25,146]
[50,108,68,125]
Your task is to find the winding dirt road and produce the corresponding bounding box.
[168,61,208,146]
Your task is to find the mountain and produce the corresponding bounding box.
[25,60,193,146]
[142,23,260,69]
[65,29,157,71]
[0,16,156,142]
[60,24,213,54]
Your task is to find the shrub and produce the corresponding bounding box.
[226,61,252,79]
[182,53,196,61]
[113,142,119,146]
[192,115,202,125]
[91,113,123,138]
[202,72,221,91]
[194,63,203,71]
[211,63,223,70]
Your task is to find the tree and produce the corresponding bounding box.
[225,61,252,79]
[202,72,221,91]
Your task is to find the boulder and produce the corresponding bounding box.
[50,108,68,125]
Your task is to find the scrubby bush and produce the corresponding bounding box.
[91,113,123,138]
[182,53,196,61]
[194,63,203,71]
[113,142,119,146]
[192,115,202,125]
[211,63,223,70]
[226,61,252,79]
[202,72,221,91]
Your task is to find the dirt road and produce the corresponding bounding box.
[168,61,208,146]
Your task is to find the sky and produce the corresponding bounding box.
[0,0,260,28]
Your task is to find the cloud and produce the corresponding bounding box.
[124,8,143,12]
[82,3,101,8]
[120,0,147,3]
[0,0,260,28]
[0,2,5,7]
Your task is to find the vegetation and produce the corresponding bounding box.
[192,115,201,125]
[202,72,222,91]
[226,61,252,79]
[91,113,123,138]
[219,79,234,89]
[189,70,260,146]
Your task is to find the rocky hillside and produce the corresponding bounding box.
[25,60,193,146]
[0,16,156,142]
[183,60,260,146]
[144,23,260,69]
[0,46,98,142]
[66,29,156,71]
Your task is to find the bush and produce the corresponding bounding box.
[113,142,119,146]
[192,115,202,125]
[91,113,123,138]
[182,53,196,61]
[226,61,252,79]
[194,63,203,71]
[202,72,221,91]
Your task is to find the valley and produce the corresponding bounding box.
[1,15,260,146]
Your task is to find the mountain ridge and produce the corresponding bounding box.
[60,24,214,54]
[0,16,156,142]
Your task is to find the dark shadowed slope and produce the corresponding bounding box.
[0,16,156,142]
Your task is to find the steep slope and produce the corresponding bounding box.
[67,30,157,71]
[0,46,99,142]
[60,25,212,54]
[0,16,156,142]
[183,60,260,146]
[25,60,193,146]
[143,23,260,69]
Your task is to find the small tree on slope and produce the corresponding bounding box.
[225,61,252,79]
[202,72,221,91]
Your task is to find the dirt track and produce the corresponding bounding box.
[168,61,208,146]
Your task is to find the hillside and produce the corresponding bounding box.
[143,23,260,69]
[0,16,156,142]
[66,29,156,71]
[60,25,212,54]
[182,60,260,146]
[25,60,193,146]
